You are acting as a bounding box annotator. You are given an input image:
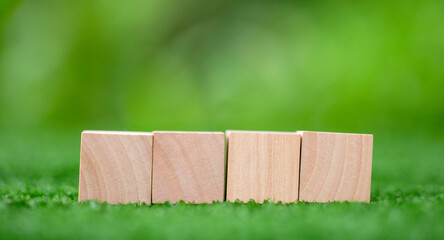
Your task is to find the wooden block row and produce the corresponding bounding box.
[79,130,373,204]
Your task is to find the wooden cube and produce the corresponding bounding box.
[298,131,373,203]
[226,131,301,203]
[78,131,153,204]
[152,132,225,204]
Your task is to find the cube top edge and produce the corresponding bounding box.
[153,131,224,135]
[296,131,373,137]
[226,130,301,141]
[226,130,298,135]
[82,130,153,136]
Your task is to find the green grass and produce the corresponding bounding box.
[1,184,443,239]
[1,130,443,239]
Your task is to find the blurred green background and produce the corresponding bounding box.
[1,0,443,133]
[0,0,443,239]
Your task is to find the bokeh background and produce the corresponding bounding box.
[2,0,444,132]
[0,0,443,239]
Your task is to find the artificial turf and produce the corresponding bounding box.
[1,130,443,239]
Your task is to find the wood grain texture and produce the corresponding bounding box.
[78,131,153,204]
[298,131,373,203]
[226,131,301,203]
[152,132,225,204]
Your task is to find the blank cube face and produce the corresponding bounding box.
[79,131,153,204]
[226,131,301,203]
[299,131,373,203]
[152,132,225,204]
